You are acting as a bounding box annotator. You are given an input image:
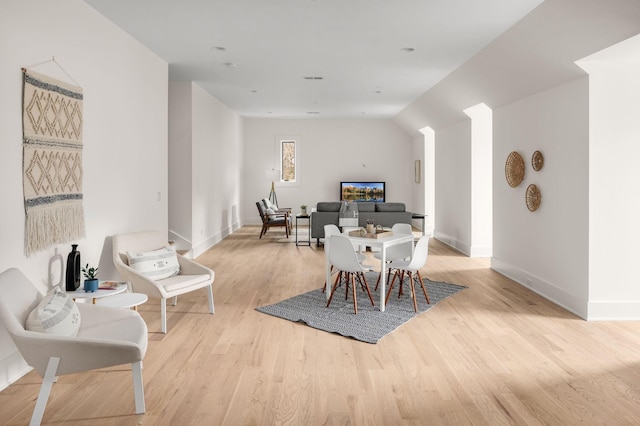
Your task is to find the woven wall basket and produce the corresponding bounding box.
[505,151,525,188]
[526,184,541,211]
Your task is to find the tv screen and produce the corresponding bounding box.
[340,181,385,202]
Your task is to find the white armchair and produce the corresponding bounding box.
[112,230,215,333]
[0,268,147,426]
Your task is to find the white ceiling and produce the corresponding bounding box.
[84,0,543,118]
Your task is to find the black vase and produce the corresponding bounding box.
[65,244,81,291]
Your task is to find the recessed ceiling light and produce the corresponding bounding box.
[251,90,258,93]
[372,90,382,94]
[211,46,226,51]
[303,76,323,80]
[223,62,237,68]
[307,111,320,114]
[400,47,415,52]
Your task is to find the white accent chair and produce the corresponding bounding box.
[0,268,147,426]
[385,235,431,312]
[112,230,215,334]
[326,235,375,314]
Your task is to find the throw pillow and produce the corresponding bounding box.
[266,208,276,216]
[26,287,81,336]
[126,246,180,280]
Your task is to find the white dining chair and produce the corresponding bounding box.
[374,223,414,290]
[385,235,431,312]
[322,224,372,292]
[326,235,375,314]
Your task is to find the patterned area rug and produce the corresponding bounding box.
[256,272,466,343]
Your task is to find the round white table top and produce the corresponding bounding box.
[96,293,148,309]
[67,282,128,300]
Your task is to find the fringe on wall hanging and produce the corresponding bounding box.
[22,67,85,256]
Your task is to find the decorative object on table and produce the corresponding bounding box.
[65,244,81,291]
[338,200,359,227]
[526,184,542,212]
[366,219,375,234]
[532,150,544,171]
[256,271,466,344]
[22,67,85,256]
[300,205,307,215]
[81,263,99,292]
[505,151,525,188]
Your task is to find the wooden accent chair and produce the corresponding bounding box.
[256,201,290,239]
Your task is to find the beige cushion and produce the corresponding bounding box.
[159,274,212,292]
[127,246,180,280]
[26,287,81,336]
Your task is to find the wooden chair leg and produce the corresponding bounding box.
[385,270,400,305]
[326,273,342,308]
[409,272,418,312]
[359,272,375,306]
[416,271,430,304]
[351,274,358,314]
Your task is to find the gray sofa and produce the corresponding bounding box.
[311,201,412,245]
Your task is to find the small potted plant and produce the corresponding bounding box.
[81,263,99,292]
[300,205,308,215]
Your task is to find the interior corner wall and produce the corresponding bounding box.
[169,82,194,250]
[0,0,168,391]
[168,82,243,258]
[242,118,414,225]
[585,60,640,320]
[434,120,473,255]
[491,77,590,318]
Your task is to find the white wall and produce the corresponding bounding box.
[578,35,640,319]
[169,82,243,258]
[191,84,243,256]
[0,0,168,390]
[168,82,194,248]
[434,120,472,254]
[491,78,590,318]
[242,118,414,224]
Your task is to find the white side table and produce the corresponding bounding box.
[67,282,128,304]
[96,293,148,310]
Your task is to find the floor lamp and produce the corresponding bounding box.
[266,169,279,207]
[269,180,278,207]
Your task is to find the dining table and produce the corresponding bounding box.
[325,231,414,312]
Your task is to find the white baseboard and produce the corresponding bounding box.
[0,352,31,393]
[587,301,640,321]
[490,257,587,319]
[434,231,470,256]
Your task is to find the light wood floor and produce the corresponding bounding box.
[3,225,640,425]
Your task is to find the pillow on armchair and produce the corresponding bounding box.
[26,287,81,336]
[126,246,180,280]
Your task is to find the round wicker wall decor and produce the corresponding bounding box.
[505,151,525,187]
[526,184,541,212]
[532,150,544,171]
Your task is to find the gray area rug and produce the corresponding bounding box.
[256,271,466,344]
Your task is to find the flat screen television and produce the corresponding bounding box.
[340,181,385,202]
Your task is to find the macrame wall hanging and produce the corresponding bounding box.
[21,62,85,256]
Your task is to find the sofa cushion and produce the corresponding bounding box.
[127,246,180,280]
[26,287,81,336]
[376,202,406,212]
[317,202,342,212]
[356,203,375,212]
